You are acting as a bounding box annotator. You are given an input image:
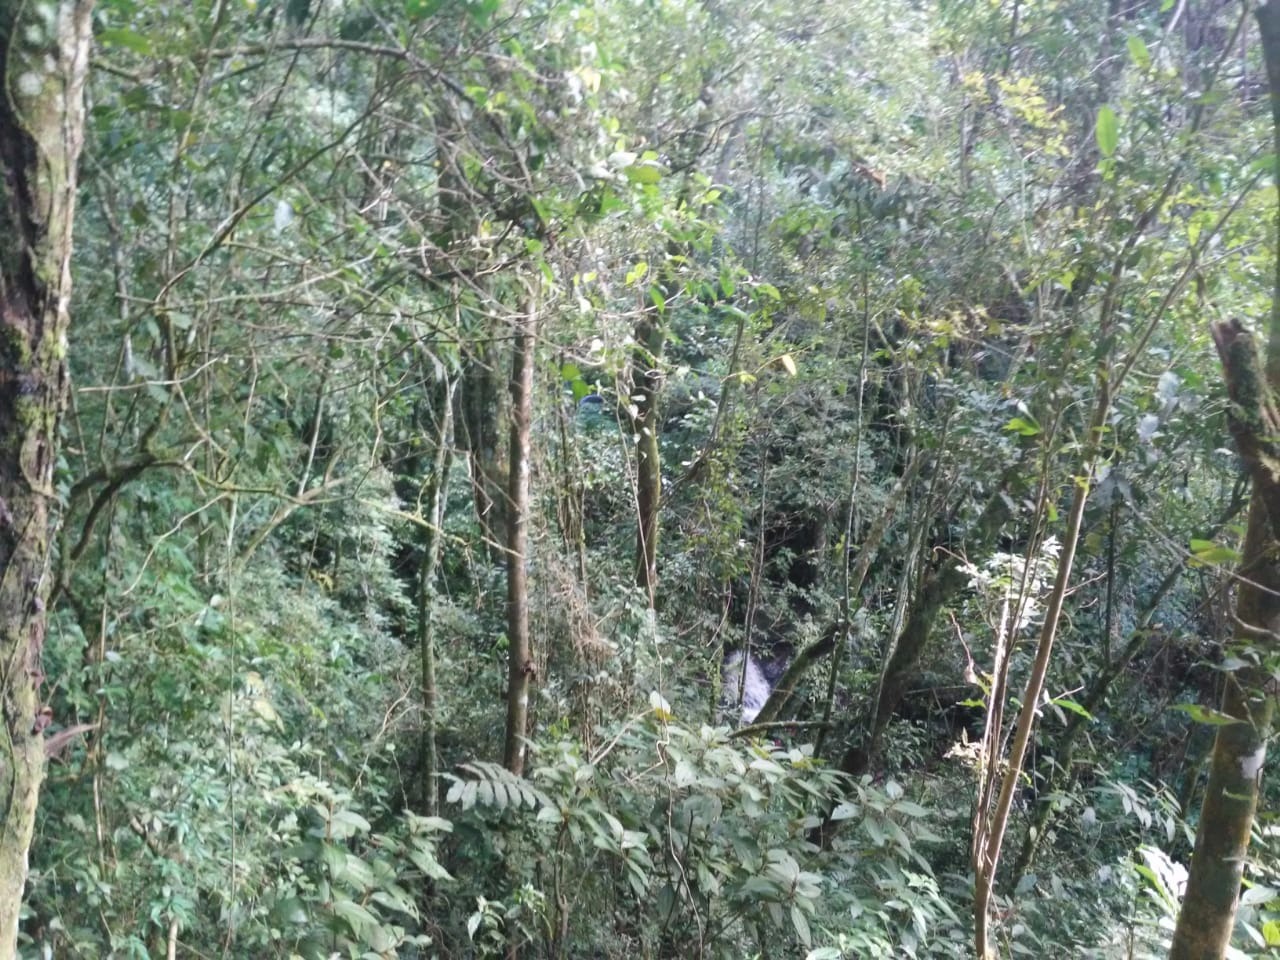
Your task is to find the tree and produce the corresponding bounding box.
[1168,8,1280,957]
[0,0,94,950]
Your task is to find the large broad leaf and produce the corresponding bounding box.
[790,904,812,947]
[1189,537,1241,567]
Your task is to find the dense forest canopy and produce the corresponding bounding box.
[2,0,1280,957]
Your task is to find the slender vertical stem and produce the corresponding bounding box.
[503,297,537,776]
[419,377,454,815]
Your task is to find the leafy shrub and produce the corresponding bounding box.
[440,709,955,958]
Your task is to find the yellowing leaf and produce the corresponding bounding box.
[649,690,672,722]
[1263,919,1280,946]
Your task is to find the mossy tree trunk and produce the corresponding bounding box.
[837,472,1016,779]
[1168,319,1280,958]
[1168,9,1280,956]
[0,0,94,950]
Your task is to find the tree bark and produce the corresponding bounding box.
[630,311,664,605]
[418,377,454,816]
[460,338,507,559]
[1168,320,1280,960]
[502,298,536,776]
[0,0,94,950]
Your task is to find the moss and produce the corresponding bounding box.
[13,395,40,429]
[0,323,32,368]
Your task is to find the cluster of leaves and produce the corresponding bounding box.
[439,713,957,959]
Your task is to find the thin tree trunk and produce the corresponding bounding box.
[1013,493,1242,880]
[418,377,455,816]
[0,1,94,950]
[503,298,537,776]
[460,338,506,559]
[973,383,1110,959]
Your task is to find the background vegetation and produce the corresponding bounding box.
[8,0,1280,956]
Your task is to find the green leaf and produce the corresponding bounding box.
[329,809,371,839]
[98,28,153,55]
[464,0,499,26]
[1003,416,1041,437]
[270,896,309,925]
[649,285,666,314]
[1189,538,1240,567]
[806,950,843,960]
[1127,36,1150,70]
[790,904,812,947]
[624,164,662,185]
[1170,703,1241,726]
[829,801,860,821]
[1240,885,1276,907]
[407,847,453,881]
[332,898,377,936]
[370,888,417,917]
[405,0,445,19]
[719,269,736,298]
[892,800,929,818]
[1096,105,1118,158]
[1050,698,1094,721]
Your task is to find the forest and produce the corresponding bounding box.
[2,0,1280,957]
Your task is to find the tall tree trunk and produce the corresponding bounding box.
[1168,320,1280,959]
[630,311,663,605]
[1169,10,1280,955]
[0,0,94,950]
[418,377,455,816]
[502,298,536,776]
